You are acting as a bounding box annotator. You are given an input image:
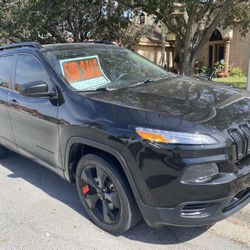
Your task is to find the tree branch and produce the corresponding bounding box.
[192,0,236,59]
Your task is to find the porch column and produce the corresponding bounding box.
[224,39,231,76]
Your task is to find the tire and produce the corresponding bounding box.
[76,154,141,234]
[0,146,8,159]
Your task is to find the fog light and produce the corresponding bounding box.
[181,163,219,184]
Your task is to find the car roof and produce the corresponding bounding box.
[0,41,122,55]
[41,42,122,53]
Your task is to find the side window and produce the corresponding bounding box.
[15,54,51,92]
[0,55,14,89]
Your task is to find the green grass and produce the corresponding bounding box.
[213,76,247,89]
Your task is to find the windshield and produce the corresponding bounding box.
[43,44,176,91]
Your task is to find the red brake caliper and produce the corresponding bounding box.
[82,185,90,195]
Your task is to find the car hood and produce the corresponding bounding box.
[87,76,250,131]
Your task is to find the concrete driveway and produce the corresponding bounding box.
[0,152,249,250]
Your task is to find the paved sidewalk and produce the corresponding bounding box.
[0,153,249,250]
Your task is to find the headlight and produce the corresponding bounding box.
[136,127,217,145]
[181,163,219,183]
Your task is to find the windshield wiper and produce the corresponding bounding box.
[130,75,181,88]
[78,86,116,93]
[95,86,118,91]
[95,87,108,91]
[129,78,164,88]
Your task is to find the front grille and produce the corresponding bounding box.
[240,124,250,153]
[228,123,250,161]
[229,129,246,160]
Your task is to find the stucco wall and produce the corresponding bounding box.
[197,43,209,67]
[136,45,163,64]
[197,25,250,74]
[230,25,250,74]
[136,37,174,67]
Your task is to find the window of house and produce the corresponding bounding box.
[0,55,14,89]
[210,29,223,41]
[15,54,51,92]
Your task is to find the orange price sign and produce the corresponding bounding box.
[60,55,110,90]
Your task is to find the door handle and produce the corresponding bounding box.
[10,99,19,106]
[10,99,18,103]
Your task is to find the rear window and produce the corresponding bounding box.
[43,45,175,91]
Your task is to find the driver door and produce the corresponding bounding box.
[7,53,61,168]
[0,55,16,150]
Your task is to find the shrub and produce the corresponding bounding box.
[214,61,225,73]
[230,67,245,77]
[198,65,207,74]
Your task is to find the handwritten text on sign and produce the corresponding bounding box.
[60,56,110,90]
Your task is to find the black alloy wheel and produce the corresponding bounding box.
[76,154,141,234]
[80,164,121,224]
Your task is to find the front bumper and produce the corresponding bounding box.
[138,165,250,228]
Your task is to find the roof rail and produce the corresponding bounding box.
[0,42,42,51]
[86,40,114,45]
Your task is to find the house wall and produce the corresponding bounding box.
[136,44,163,65]
[136,44,175,67]
[197,43,209,67]
[230,25,250,74]
[135,37,174,67]
[197,25,250,74]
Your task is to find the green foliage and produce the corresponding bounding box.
[200,65,208,74]
[213,76,247,89]
[229,67,245,77]
[1,0,104,43]
[214,61,225,74]
[0,0,144,47]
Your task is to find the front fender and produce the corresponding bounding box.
[64,136,142,203]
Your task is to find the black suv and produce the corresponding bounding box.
[0,42,249,234]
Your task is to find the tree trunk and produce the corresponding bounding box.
[175,40,194,76]
[181,54,193,76]
[180,13,196,76]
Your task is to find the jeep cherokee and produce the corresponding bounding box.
[0,42,249,234]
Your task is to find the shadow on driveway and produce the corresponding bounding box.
[0,152,210,245]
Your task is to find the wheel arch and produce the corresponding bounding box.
[64,137,141,202]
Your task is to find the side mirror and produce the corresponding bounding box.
[20,81,56,98]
